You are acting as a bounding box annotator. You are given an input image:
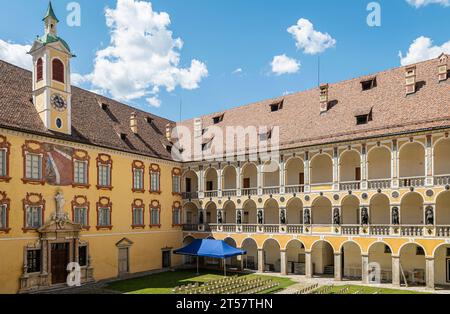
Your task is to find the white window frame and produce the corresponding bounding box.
[133,168,144,191]
[25,153,43,180]
[26,205,43,229]
[98,163,111,187]
[172,175,181,194]
[150,171,160,192]
[0,204,7,229]
[74,160,88,185]
[74,207,88,227]
[132,207,144,226]
[98,207,111,226]
[0,148,6,177]
[150,208,160,225]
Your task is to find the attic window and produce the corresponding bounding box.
[355,107,373,125]
[100,103,109,110]
[202,137,214,151]
[259,128,273,141]
[145,116,153,124]
[361,77,377,91]
[118,132,127,140]
[270,100,284,112]
[166,145,172,153]
[212,114,224,124]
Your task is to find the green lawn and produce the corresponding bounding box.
[106,270,295,294]
[323,285,430,294]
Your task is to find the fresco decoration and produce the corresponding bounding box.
[43,143,74,186]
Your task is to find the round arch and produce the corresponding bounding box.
[242,199,257,224]
[241,162,258,189]
[285,239,306,275]
[262,238,281,272]
[367,145,391,180]
[399,142,425,178]
[222,165,237,190]
[183,202,199,224]
[368,241,393,283]
[400,192,424,225]
[311,240,335,276]
[339,150,361,182]
[341,241,362,280]
[262,160,280,188]
[205,201,217,224]
[286,197,303,225]
[285,157,305,186]
[434,138,450,176]
[264,198,279,225]
[432,243,450,286]
[310,153,333,184]
[399,242,426,286]
[341,195,360,225]
[370,193,390,225]
[182,170,199,194]
[436,190,450,225]
[241,238,259,270]
[222,200,236,224]
[311,196,332,225]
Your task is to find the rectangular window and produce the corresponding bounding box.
[98,207,111,226]
[26,206,43,229]
[132,207,144,226]
[98,164,111,187]
[27,249,41,273]
[172,208,181,225]
[206,181,214,191]
[151,208,160,226]
[172,175,181,194]
[0,149,6,177]
[243,178,250,189]
[25,154,42,180]
[74,161,88,185]
[133,169,144,191]
[0,204,7,229]
[74,207,88,227]
[150,171,160,192]
[79,246,87,267]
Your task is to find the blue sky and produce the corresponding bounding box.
[0,0,449,122]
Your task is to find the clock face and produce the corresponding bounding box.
[51,94,67,112]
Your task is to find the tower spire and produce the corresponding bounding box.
[43,1,59,23]
[43,1,59,36]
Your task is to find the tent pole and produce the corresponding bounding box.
[224,258,226,277]
[196,256,199,275]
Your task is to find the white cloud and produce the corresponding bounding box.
[271,54,300,75]
[287,18,336,55]
[0,39,32,69]
[146,96,161,108]
[232,68,243,74]
[406,0,449,8]
[399,36,450,65]
[80,0,208,106]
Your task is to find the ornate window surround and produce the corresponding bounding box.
[131,199,145,229]
[96,154,113,190]
[149,200,161,228]
[149,163,161,194]
[0,135,11,182]
[0,191,11,233]
[71,195,90,231]
[96,196,112,230]
[72,149,90,189]
[172,201,182,227]
[132,160,145,193]
[22,140,46,185]
[22,193,45,233]
[172,167,182,196]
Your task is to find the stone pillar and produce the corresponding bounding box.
[304,152,310,193]
[361,254,369,284]
[426,257,435,290]
[361,144,368,190]
[305,251,312,278]
[334,252,342,281]
[257,164,263,195]
[258,249,264,273]
[391,140,399,188]
[392,255,401,286]
[236,164,242,197]
[280,250,288,275]
[333,147,339,191]
[217,168,223,197]
[279,160,285,194]
[425,135,433,187]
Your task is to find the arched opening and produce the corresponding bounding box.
[312,196,332,225]
[52,58,65,83]
[241,238,258,270]
[286,240,306,275]
[434,139,450,176]
[263,239,281,272]
[183,170,198,195]
[204,168,218,192]
[368,146,391,180]
[341,242,362,280]
[368,242,393,283]
[183,202,198,225]
[241,163,257,192]
[222,166,237,190]
[370,194,390,225]
[224,238,239,268]
[223,201,236,224]
[399,142,425,178]
[285,157,305,188]
[243,199,257,224]
[36,58,43,81]
[205,202,217,224]
[264,198,279,225]
[311,241,334,277]
[310,154,333,185]
[399,243,426,286]
[286,197,303,225]
[262,161,279,188]
[341,195,359,225]
[434,244,450,287]
[183,236,195,265]
[340,150,361,183]
[436,191,450,225]
[401,192,424,225]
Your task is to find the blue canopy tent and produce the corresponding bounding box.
[174,239,246,276]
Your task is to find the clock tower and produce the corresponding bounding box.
[28,2,74,135]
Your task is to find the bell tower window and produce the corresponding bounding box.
[52,59,64,83]
[36,58,43,82]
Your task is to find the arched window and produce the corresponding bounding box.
[36,58,43,81]
[52,59,64,83]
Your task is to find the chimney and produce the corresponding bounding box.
[438,53,448,82]
[130,112,138,134]
[319,83,329,113]
[405,66,416,95]
[194,118,202,138]
[165,123,173,142]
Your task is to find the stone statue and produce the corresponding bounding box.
[52,191,69,229]
[361,208,369,225]
[217,211,223,224]
[280,209,286,225]
[304,208,311,225]
[425,207,434,225]
[199,211,204,224]
[257,210,264,225]
[55,191,65,215]
[333,208,341,225]
[392,207,400,225]
[237,211,242,225]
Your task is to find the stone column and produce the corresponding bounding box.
[304,152,310,193]
[425,135,433,187]
[333,147,339,191]
[217,168,223,198]
[334,252,342,281]
[280,250,288,275]
[305,251,312,278]
[392,255,401,286]
[257,164,263,195]
[279,160,285,194]
[258,249,264,273]
[361,144,368,190]
[426,257,435,290]
[236,164,242,197]
[391,140,399,189]
[361,254,369,284]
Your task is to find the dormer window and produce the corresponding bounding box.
[361,77,377,91]
[355,107,373,125]
[145,116,153,124]
[259,128,273,141]
[118,132,127,140]
[270,100,284,112]
[100,103,109,110]
[212,114,224,124]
